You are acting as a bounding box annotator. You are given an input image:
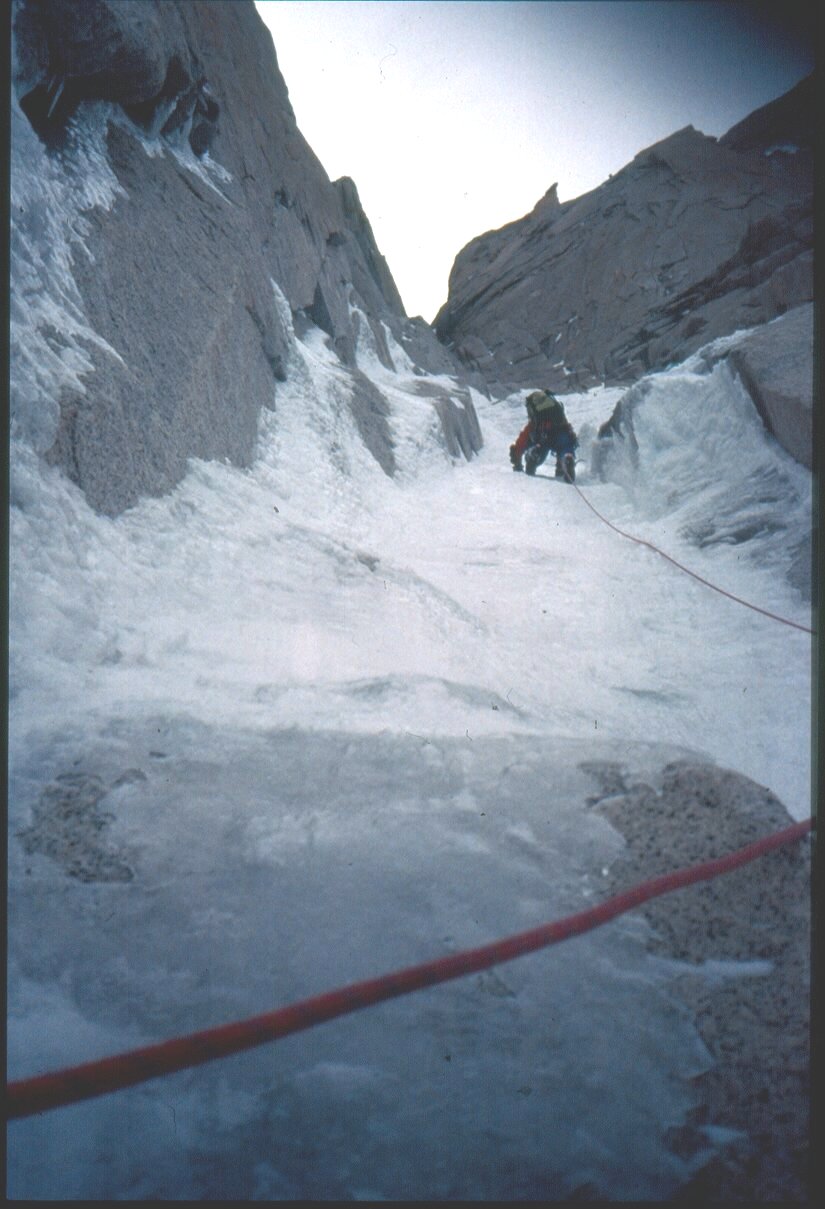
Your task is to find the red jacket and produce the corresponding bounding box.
[512,413,575,457]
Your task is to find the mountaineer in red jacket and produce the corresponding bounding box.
[509,390,578,481]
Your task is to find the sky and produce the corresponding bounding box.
[254,0,814,321]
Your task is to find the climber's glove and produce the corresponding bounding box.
[509,444,522,472]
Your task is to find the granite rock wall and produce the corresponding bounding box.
[11,0,480,515]
[434,77,814,401]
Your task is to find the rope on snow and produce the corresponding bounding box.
[7,816,812,1120]
[562,469,813,635]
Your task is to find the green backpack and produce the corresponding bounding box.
[526,390,563,422]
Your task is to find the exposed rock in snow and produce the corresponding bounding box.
[434,76,813,397]
[586,761,810,1201]
[397,378,484,461]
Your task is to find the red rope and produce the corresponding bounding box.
[564,472,813,634]
[7,816,812,1120]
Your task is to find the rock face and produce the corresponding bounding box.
[434,76,814,398]
[11,0,481,516]
[705,303,814,470]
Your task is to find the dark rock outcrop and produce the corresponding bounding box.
[434,76,813,397]
[11,0,478,515]
[719,73,815,155]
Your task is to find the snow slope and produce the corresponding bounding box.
[7,311,811,1199]
[7,105,812,1200]
[10,315,810,814]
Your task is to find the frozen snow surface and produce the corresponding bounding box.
[9,327,812,819]
[7,116,812,1201]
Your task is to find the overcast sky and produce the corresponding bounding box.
[254,1,814,322]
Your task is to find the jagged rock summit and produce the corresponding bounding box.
[434,75,814,399]
[10,0,480,516]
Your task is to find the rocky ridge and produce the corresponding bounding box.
[434,75,814,412]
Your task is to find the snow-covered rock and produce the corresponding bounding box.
[9,0,482,515]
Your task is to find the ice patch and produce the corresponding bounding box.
[10,99,126,452]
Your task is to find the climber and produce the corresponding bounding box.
[509,390,578,481]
